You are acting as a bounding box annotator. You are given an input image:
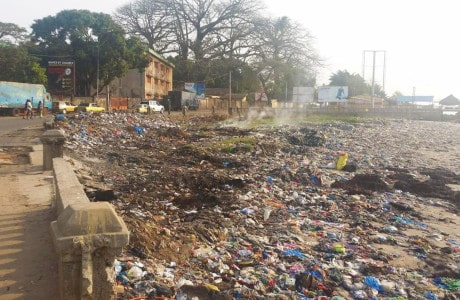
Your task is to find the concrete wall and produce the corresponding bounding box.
[50,157,129,300]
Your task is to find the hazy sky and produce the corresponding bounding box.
[1,0,458,100]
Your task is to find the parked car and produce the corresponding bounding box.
[64,102,77,112]
[75,102,105,113]
[52,101,77,114]
[135,104,149,113]
[141,100,164,113]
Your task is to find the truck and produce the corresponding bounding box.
[0,81,52,116]
[164,90,199,111]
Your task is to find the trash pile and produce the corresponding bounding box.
[56,112,460,300]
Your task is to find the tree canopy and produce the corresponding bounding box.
[115,0,320,100]
[0,44,47,84]
[30,10,149,96]
[1,2,323,101]
[0,22,28,45]
[329,70,386,98]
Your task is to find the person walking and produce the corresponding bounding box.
[37,101,43,118]
[23,99,29,119]
[26,99,33,119]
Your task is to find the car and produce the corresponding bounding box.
[135,103,149,113]
[75,102,105,113]
[64,102,77,112]
[141,100,164,113]
[52,101,76,114]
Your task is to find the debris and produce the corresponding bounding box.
[57,113,460,299]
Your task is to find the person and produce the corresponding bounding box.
[37,101,43,118]
[23,99,29,119]
[167,98,171,115]
[26,99,33,119]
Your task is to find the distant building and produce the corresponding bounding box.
[439,94,460,106]
[111,49,174,99]
[439,94,460,115]
[347,94,384,108]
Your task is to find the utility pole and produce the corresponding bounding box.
[285,82,288,108]
[363,50,386,110]
[97,42,100,103]
[371,51,376,110]
[229,71,232,115]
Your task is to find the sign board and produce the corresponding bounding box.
[396,96,433,103]
[318,86,348,103]
[47,60,75,94]
[185,82,206,99]
[292,87,315,103]
[255,90,268,102]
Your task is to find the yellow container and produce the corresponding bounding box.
[336,152,348,170]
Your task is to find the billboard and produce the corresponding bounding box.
[185,82,205,99]
[47,60,75,95]
[318,86,348,103]
[292,87,315,103]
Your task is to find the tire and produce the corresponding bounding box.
[12,108,21,116]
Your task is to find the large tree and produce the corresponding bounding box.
[249,16,320,100]
[0,22,47,83]
[114,0,176,54]
[0,22,28,45]
[30,10,149,96]
[115,0,262,81]
[329,70,386,98]
[0,44,47,84]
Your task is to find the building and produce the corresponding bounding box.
[111,49,174,100]
[439,94,460,115]
[347,94,384,108]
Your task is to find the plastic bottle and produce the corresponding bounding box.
[336,152,348,170]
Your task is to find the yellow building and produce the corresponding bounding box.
[111,49,174,99]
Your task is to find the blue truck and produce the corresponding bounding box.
[0,81,52,116]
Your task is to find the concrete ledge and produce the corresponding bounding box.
[51,202,129,253]
[53,157,90,215]
[50,157,129,300]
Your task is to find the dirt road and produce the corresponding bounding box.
[0,125,58,299]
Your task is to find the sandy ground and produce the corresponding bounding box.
[0,127,59,300]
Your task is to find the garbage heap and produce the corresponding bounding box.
[56,112,460,300]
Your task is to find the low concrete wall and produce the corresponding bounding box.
[50,157,129,300]
[53,158,90,216]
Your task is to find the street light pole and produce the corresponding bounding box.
[96,42,99,102]
[229,71,232,115]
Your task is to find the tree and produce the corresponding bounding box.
[329,70,367,97]
[0,22,28,45]
[115,0,262,82]
[30,10,148,96]
[0,44,47,84]
[114,0,321,97]
[114,0,177,54]
[249,16,320,100]
[329,70,387,98]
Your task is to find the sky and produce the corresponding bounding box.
[1,0,458,101]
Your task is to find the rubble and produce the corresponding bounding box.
[56,112,460,299]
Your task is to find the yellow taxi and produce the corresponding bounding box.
[135,104,149,113]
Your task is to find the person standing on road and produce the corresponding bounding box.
[23,99,29,119]
[37,101,43,118]
[26,99,33,119]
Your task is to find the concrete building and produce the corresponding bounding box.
[111,49,174,100]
